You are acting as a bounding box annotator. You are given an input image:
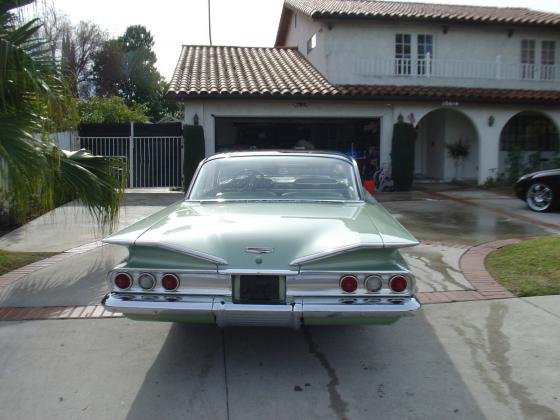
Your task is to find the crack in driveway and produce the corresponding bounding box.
[303,328,349,419]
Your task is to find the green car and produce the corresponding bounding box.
[102,151,420,328]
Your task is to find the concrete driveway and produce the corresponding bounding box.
[0,187,559,419]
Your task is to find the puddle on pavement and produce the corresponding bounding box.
[385,200,550,245]
[402,244,471,292]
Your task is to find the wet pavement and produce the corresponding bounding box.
[385,198,555,245]
[402,243,472,293]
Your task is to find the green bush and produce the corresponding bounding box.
[78,97,149,124]
[183,125,205,190]
[391,120,416,191]
[505,146,523,184]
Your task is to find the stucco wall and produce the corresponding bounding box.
[285,14,560,90]
[284,12,328,76]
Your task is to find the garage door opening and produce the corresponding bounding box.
[215,117,381,178]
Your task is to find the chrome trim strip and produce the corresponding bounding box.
[136,241,228,265]
[299,269,411,275]
[290,243,384,266]
[245,247,274,254]
[218,269,299,275]
[290,241,419,266]
[103,293,421,328]
[114,268,218,274]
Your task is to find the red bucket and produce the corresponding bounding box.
[363,179,376,195]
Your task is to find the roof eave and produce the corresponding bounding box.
[310,12,560,29]
[166,90,560,106]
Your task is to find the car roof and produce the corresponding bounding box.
[204,150,355,164]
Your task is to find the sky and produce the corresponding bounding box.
[45,0,560,81]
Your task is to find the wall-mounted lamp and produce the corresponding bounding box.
[507,29,515,38]
[193,113,199,126]
[488,115,495,127]
[397,113,404,123]
[442,25,449,34]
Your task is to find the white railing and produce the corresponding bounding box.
[76,136,183,188]
[355,55,559,82]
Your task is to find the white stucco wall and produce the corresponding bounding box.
[283,14,560,91]
[284,11,328,76]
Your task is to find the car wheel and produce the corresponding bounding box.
[526,182,556,212]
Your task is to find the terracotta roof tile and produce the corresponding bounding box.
[168,45,338,98]
[284,0,560,27]
[167,45,560,104]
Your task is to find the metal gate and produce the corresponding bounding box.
[77,135,183,188]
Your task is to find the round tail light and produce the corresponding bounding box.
[138,273,156,290]
[162,273,179,291]
[114,273,132,290]
[340,275,358,293]
[389,275,408,293]
[365,275,383,292]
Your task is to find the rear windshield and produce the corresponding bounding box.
[189,155,361,201]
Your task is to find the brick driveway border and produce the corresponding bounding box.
[0,241,103,291]
[416,238,519,304]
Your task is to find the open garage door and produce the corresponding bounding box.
[215,117,381,178]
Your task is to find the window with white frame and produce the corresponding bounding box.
[395,34,434,76]
[395,34,412,75]
[541,40,556,81]
[307,33,317,54]
[521,39,536,79]
[417,34,434,75]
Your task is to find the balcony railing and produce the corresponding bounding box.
[355,55,559,83]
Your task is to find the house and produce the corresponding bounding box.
[167,0,560,184]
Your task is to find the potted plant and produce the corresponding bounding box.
[446,138,470,181]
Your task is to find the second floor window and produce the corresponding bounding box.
[395,34,412,75]
[541,41,556,81]
[395,34,433,76]
[417,34,434,75]
[521,40,536,79]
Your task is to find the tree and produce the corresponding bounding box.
[92,25,179,122]
[33,1,106,97]
[0,0,126,227]
[60,21,107,97]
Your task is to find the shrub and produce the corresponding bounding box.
[78,97,149,124]
[391,119,416,191]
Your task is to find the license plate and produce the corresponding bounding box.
[235,275,284,304]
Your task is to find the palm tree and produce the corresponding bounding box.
[0,0,126,228]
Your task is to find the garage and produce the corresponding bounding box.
[215,117,381,178]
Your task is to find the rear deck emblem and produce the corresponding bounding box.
[245,247,274,254]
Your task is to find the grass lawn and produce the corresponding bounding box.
[486,237,560,297]
[0,250,56,275]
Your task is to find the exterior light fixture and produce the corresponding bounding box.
[193,114,199,125]
[488,115,495,127]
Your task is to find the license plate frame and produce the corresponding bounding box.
[233,275,286,304]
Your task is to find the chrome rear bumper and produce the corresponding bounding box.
[102,293,420,328]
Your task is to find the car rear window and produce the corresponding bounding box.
[189,155,361,201]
